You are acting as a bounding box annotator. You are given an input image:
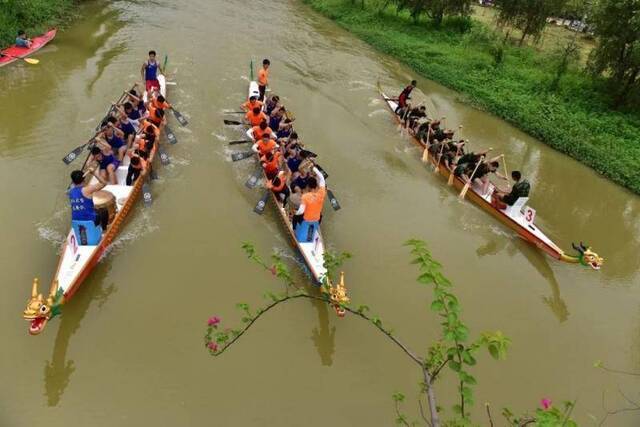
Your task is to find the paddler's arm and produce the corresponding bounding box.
[141,62,147,82]
[312,166,326,188]
[251,143,259,154]
[83,169,107,196]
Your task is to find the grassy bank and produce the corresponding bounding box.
[0,0,81,48]
[303,0,640,194]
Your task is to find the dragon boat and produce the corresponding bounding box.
[241,67,328,283]
[378,84,603,270]
[23,74,168,335]
[0,29,56,67]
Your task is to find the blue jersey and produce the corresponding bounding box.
[107,133,125,150]
[145,60,158,81]
[99,153,118,170]
[69,186,96,221]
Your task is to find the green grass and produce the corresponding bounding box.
[303,0,640,194]
[0,0,82,48]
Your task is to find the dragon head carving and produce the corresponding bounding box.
[23,278,62,335]
[572,242,604,270]
[323,272,349,317]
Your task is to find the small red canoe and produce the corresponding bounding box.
[0,28,57,67]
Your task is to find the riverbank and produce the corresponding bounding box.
[0,0,81,48]
[302,0,640,194]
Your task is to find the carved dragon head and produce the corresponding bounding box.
[572,242,604,270]
[324,272,349,317]
[23,279,62,335]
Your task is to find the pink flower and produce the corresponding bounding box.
[541,398,552,410]
[269,266,277,276]
[207,342,218,352]
[207,316,221,327]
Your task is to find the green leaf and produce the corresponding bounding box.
[430,300,445,312]
[449,361,461,372]
[357,304,370,314]
[392,392,405,402]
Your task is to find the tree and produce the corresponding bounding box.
[394,0,473,26]
[495,0,566,45]
[550,35,581,90]
[203,241,580,426]
[588,0,640,106]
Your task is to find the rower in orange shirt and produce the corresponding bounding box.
[241,95,263,112]
[295,165,326,242]
[246,106,268,127]
[258,58,270,101]
[261,150,282,180]
[252,133,278,157]
[249,121,274,141]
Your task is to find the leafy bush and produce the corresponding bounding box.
[0,0,80,47]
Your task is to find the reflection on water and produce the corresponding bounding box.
[310,294,336,366]
[44,266,116,407]
[476,236,569,323]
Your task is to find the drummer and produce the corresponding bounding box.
[68,169,109,245]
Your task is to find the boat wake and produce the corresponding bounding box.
[368,109,389,117]
[37,225,65,248]
[348,80,376,91]
[212,132,227,141]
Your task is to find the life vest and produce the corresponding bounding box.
[263,153,280,177]
[243,100,263,111]
[141,120,160,138]
[257,139,276,156]
[151,98,170,111]
[252,125,273,141]
[145,60,158,81]
[69,186,96,221]
[270,172,287,192]
[258,68,269,86]
[148,106,163,126]
[301,188,326,222]
[246,110,267,127]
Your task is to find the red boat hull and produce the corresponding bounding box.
[0,28,57,67]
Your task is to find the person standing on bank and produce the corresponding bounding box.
[258,58,270,101]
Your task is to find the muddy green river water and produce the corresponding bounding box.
[1,0,639,425]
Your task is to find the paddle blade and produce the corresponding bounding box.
[228,139,252,145]
[165,125,178,144]
[172,108,188,126]
[142,183,153,206]
[224,119,242,126]
[245,169,263,189]
[158,147,171,165]
[232,151,254,162]
[150,169,159,180]
[447,172,455,186]
[62,143,89,165]
[459,183,470,200]
[23,57,39,65]
[327,189,341,211]
[254,191,271,215]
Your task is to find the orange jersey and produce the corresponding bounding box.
[246,110,268,127]
[243,99,263,111]
[262,152,281,176]
[256,139,277,156]
[258,68,269,86]
[140,120,160,138]
[301,188,326,222]
[151,98,170,111]
[252,125,273,141]
[148,106,163,126]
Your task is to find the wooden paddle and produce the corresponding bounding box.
[62,134,99,165]
[158,144,170,165]
[164,124,178,144]
[245,168,263,189]
[501,154,509,180]
[1,53,39,64]
[327,189,341,211]
[142,182,153,206]
[459,156,485,200]
[433,142,446,172]
[170,107,188,126]
[253,190,271,214]
[232,151,254,162]
[224,119,243,126]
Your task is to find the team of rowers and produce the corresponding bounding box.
[243,59,327,243]
[395,80,531,209]
[68,51,168,242]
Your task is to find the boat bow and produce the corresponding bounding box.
[559,242,603,270]
[22,278,64,335]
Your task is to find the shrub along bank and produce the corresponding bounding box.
[302,0,640,194]
[0,0,81,48]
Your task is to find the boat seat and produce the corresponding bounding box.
[503,197,529,217]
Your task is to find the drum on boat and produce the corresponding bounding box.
[93,190,117,223]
